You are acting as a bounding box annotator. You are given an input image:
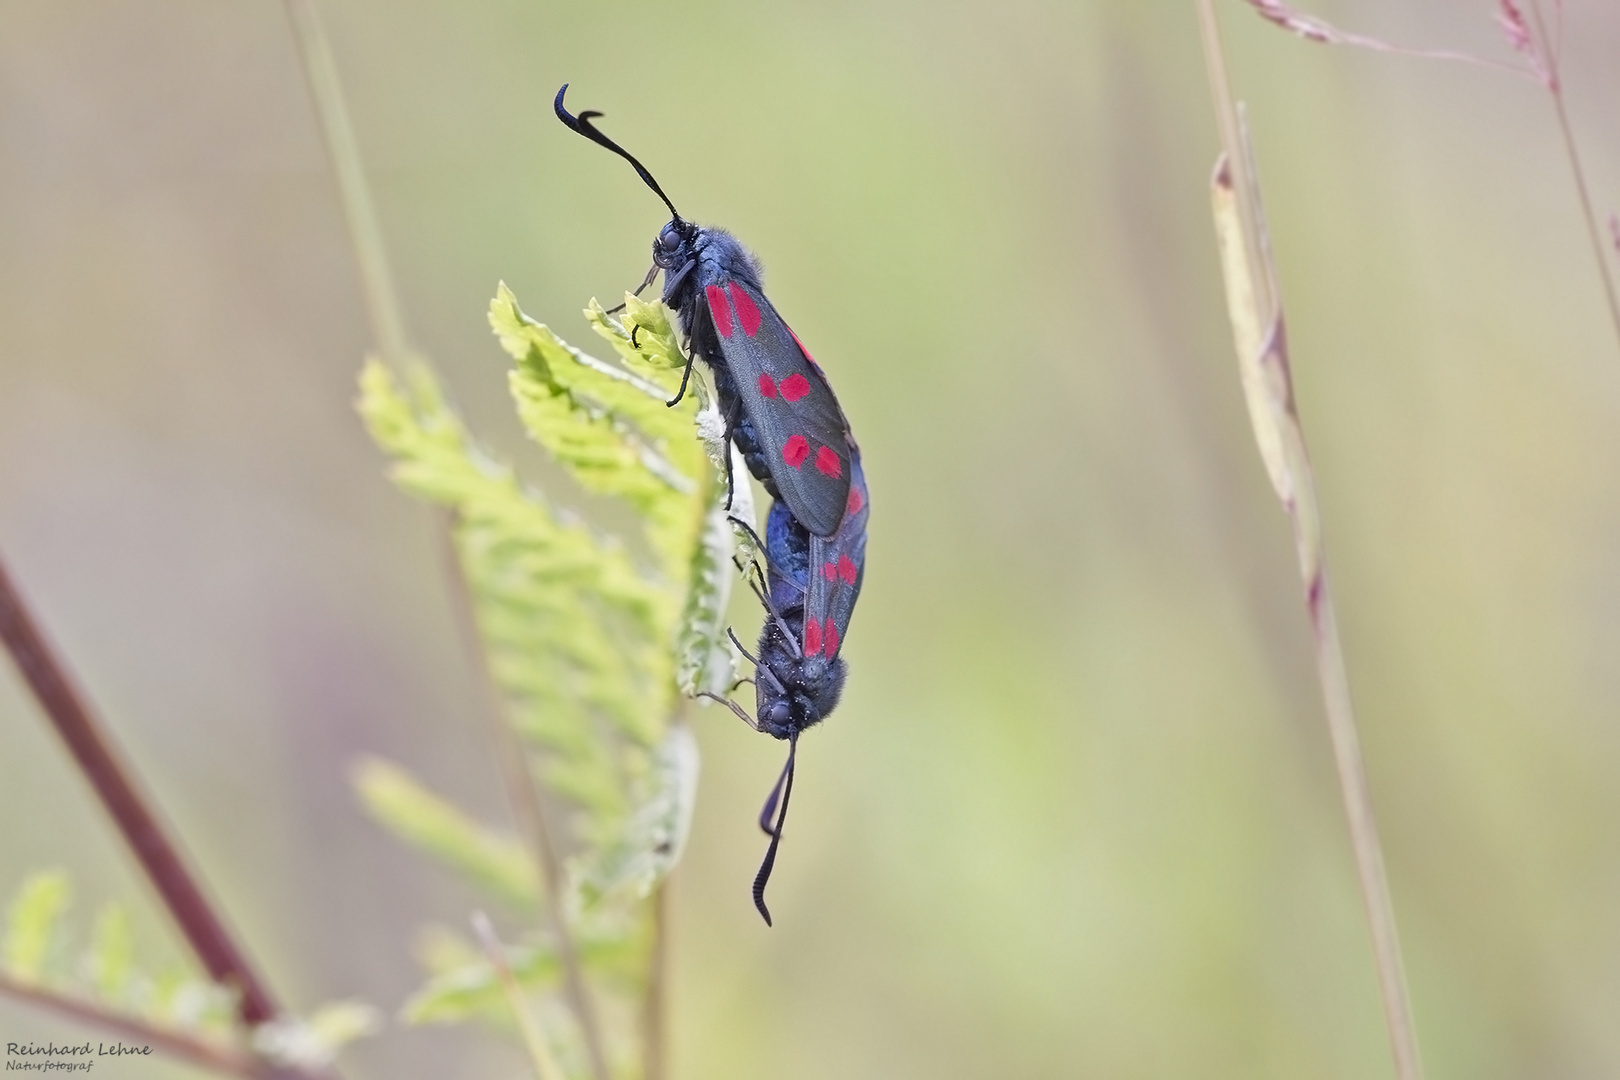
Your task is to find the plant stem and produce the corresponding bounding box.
[641,879,670,1080]
[282,3,611,1074]
[471,913,569,1080]
[281,0,412,375]
[1307,571,1422,1080]
[0,973,276,1079]
[0,553,280,1029]
[1196,5,1424,1079]
[1528,1,1620,358]
[438,523,614,1080]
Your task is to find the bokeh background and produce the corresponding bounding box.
[5,1,1620,1077]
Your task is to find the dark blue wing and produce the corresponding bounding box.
[803,447,868,660]
[704,279,853,538]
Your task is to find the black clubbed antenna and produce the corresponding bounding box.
[752,736,798,926]
[555,83,683,225]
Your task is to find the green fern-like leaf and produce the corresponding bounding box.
[576,725,701,904]
[353,758,539,909]
[679,459,750,699]
[494,284,703,585]
[401,927,644,1025]
[4,870,71,981]
[358,285,766,1071]
[358,357,665,830]
[254,1000,383,1070]
[2,871,377,1065]
[85,903,135,1001]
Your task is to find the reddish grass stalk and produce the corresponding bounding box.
[0,553,279,1028]
[1242,1,1620,357]
[1523,0,1620,355]
[0,973,271,1079]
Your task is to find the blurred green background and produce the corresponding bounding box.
[5,1,1620,1077]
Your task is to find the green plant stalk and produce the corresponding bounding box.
[0,554,282,1030]
[281,3,616,1075]
[438,523,614,1080]
[471,914,569,1080]
[1196,4,1423,1079]
[281,0,411,375]
[641,878,670,1080]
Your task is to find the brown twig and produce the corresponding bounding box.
[0,553,280,1028]
[0,973,271,1079]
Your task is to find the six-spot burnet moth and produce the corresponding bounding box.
[731,450,869,923]
[554,84,869,925]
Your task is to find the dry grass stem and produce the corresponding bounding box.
[1523,0,1620,355]
[282,0,412,374]
[1243,0,1532,77]
[471,914,570,1080]
[1197,4,1425,1079]
[1242,1,1620,357]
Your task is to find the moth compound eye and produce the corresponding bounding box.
[659,225,682,251]
[765,701,792,727]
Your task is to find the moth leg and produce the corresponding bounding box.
[718,393,746,508]
[726,516,807,598]
[697,691,760,731]
[606,263,660,315]
[728,628,788,693]
[665,352,697,407]
[729,551,802,654]
[731,566,803,664]
[727,515,767,555]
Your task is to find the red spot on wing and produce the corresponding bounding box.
[782,435,809,468]
[728,282,762,337]
[705,284,733,338]
[814,446,841,477]
[824,621,840,656]
[847,486,865,515]
[759,374,778,398]
[822,561,837,582]
[837,555,858,585]
[788,327,820,367]
[780,373,811,402]
[803,618,822,656]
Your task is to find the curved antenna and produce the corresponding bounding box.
[554,84,683,225]
[752,736,798,927]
